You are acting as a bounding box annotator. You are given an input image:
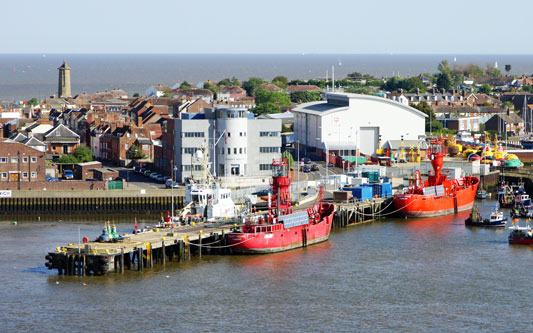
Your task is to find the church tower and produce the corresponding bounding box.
[58,61,71,98]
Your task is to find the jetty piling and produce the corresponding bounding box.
[45,222,234,276]
[333,197,391,228]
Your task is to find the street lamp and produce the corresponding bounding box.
[296,140,300,191]
[171,161,177,220]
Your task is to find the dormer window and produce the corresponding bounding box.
[56,131,60,136]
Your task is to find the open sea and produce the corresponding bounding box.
[2,200,533,331]
[2,54,533,101]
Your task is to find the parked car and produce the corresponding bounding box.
[143,170,152,176]
[300,165,311,173]
[302,157,312,164]
[139,168,146,174]
[165,179,179,188]
[150,172,160,180]
[134,166,141,173]
[311,164,319,171]
[156,175,166,182]
[63,170,74,180]
[46,175,61,182]
[85,178,98,182]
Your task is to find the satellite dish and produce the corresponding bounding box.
[195,150,204,159]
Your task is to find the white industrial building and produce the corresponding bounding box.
[170,106,281,183]
[291,92,426,157]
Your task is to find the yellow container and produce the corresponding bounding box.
[506,154,519,160]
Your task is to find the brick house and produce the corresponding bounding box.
[217,86,246,102]
[42,124,80,155]
[0,139,46,182]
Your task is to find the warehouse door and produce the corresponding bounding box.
[359,127,379,156]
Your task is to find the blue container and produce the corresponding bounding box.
[380,183,393,197]
[343,186,373,201]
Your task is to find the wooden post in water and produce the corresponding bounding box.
[137,247,143,271]
[120,248,124,274]
[162,240,166,265]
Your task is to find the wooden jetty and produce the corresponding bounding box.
[45,222,235,276]
[333,197,392,228]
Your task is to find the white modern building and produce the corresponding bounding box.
[292,92,426,157]
[170,106,281,183]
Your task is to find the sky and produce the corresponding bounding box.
[2,0,532,54]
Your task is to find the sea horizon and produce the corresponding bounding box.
[1,53,532,101]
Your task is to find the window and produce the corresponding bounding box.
[244,147,246,154]
[11,157,19,163]
[239,148,243,154]
[1,172,6,179]
[31,157,37,163]
[227,132,231,137]
[260,131,280,137]
[183,147,196,154]
[260,164,274,171]
[259,147,280,153]
[240,132,243,137]
[143,145,150,150]
[31,172,37,178]
[228,148,231,155]
[234,148,237,154]
[22,172,28,178]
[183,132,205,138]
[22,157,28,163]
[56,131,60,136]
[125,144,129,150]
[0,157,6,163]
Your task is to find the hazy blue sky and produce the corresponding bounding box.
[2,0,531,54]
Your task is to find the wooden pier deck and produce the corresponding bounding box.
[45,221,235,276]
[333,197,393,228]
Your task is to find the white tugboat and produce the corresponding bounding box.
[182,144,235,221]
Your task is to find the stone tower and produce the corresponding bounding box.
[58,60,71,98]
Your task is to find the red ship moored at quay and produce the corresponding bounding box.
[393,141,479,217]
[225,158,335,254]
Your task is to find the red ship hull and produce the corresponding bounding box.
[509,238,533,245]
[225,203,335,254]
[394,177,479,217]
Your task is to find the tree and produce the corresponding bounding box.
[290,91,321,103]
[242,77,265,96]
[347,72,363,79]
[403,77,426,93]
[436,72,451,90]
[505,64,512,75]
[485,66,502,77]
[180,81,192,89]
[426,120,443,132]
[217,78,232,87]
[438,60,451,76]
[128,145,146,160]
[73,146,93,163]
[252,102,280,115]
[272,76,289,89]
[28,98,39,106]
[282,150,294,168]
[254,89,291,106]
[132,93,140,97]
[57,154,78,163]
[479,84,492,94]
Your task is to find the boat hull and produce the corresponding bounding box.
[465,218,507,227]
[394,180,478,218]
[509,237,533,245]
[225,205,335,254]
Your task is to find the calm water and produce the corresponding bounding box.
[1,201,533,331]
[2,54,533,101]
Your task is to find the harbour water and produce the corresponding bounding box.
[2,53,533,101]
[1,200,533,331]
